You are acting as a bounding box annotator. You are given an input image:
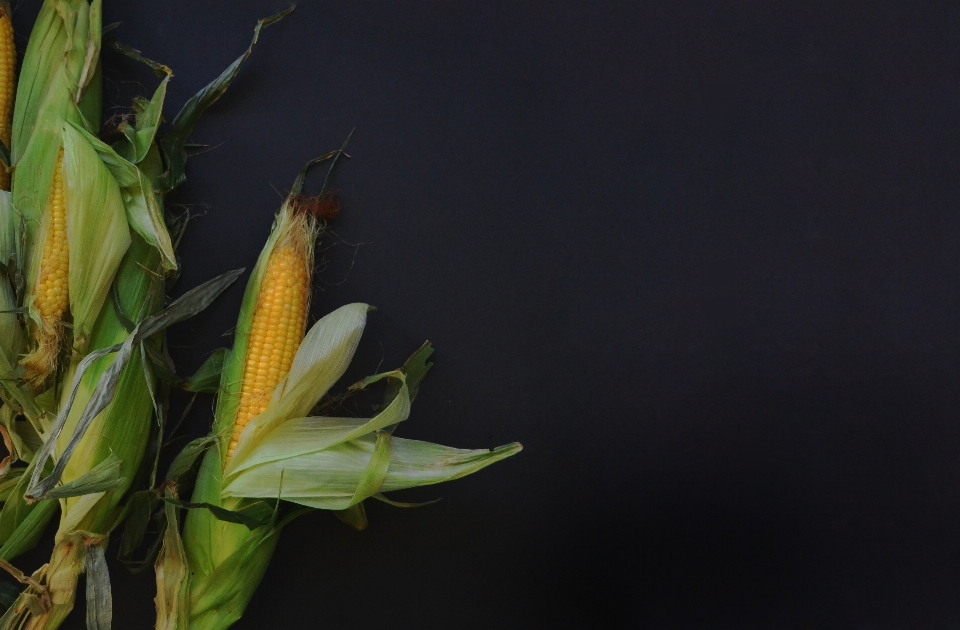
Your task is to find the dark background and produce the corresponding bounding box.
[9,0,960,628]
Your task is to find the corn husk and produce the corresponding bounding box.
[164,163,521,630]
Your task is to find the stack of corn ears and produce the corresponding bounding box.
[153,160,521,630]
[0,2,521,629]
[0,2,290,628]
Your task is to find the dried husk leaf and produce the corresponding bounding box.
[154,490,187,630]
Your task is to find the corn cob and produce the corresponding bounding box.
[0,1,15,191]
[20,150,66,384]
[228,209,313,457]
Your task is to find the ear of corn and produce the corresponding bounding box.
[0,1,17,191]
[12,0,107,387]
[167,163,520,630]
[19,149,66,383]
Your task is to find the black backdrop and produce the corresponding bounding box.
[9,1,960,628]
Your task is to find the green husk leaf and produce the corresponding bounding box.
[187,525,279,630]
[75,0,103,104]
[371,342,433,433]
[105,38,171,77]
[396,342,433,403]
[0,141,8,169]
[43,452,125,500]
[136,269,245,341]
[117,490,158,570]
[349,430,391,506]
[0,455,56,560]
[165,435,216,483]
[0,471,24,502]
[0,190,19,271]
[115,67,170,164]
[0,491,57,560]
[334,503,367,530]
[158,6,294,192]
[164,499,273,531]
[0,581,19,608]
[142,343,178,388]
[0,290,22,378]
[110,283,136,333]
[182,349,226,394]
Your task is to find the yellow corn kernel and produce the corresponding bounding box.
[0,5,14,191]
[21,150,67,383]
[227,234,310,457]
